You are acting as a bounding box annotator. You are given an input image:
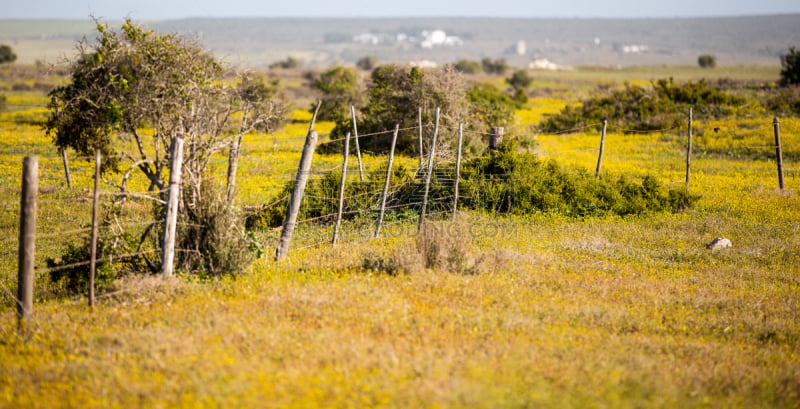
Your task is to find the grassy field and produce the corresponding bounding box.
[1,65,799,408]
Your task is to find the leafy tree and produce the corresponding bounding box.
[697,54,716,68]
[45,20,286,277]
[325,65,471,158]
[453,59,482,74]
[779,46,800,87]
[310,66,363,122]
[0,93,6,112]
[0,44,16,64]
[356,56,377,71]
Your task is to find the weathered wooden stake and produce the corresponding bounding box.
[226,133,244,203]
[88,149,101,307]
[17,156,37,326]
[375,124,400,238]
[595,119,608,179]
[452,123,464,220]
[418,108,440,232]
[275,130,318,261]
[774,117,785,191]
[161,137,185,276]
[489,127,504,150]
[332,132,351,245]
[60,148,73,189]
[686,107,693,186]
[418,106,424,169]
[350,105,365,182]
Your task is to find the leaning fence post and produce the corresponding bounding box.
[686,107,693,187]
[774,117,785,191]
[595,119,607,179]
[332,132,351,245]
[60,148,73,189]
[17,156,37,328]
[418,108,440,232]
[88,149,101,307]
[276,130,318,261]
[161,137,185,276]
[375,124,400,238]
[452,123,464,220]
[350,105,365,182]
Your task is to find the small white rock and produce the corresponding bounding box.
[706,237,732,250]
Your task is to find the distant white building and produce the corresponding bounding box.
[420,30,463,49]
[528,58,571,71]
[409,60,439,68]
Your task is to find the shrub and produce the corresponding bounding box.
[46,211,149,295]
[779,46,800,87]
[0,44,16,64]
[765,85,800,115]
[698,54,717,68]
[453,59,483,74]
[173,184,259,277]
[269,56,301,69]
[460,143,700,217]
[356,56,377,71]
[540,79,750,133]
[482,58,509,75]
[310,66,363,122]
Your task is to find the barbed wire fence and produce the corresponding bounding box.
[1,104,797,327]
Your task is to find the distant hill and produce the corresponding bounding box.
[2,15,799,68]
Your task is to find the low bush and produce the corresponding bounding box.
[461,143,699,217]
[540,79,752,133]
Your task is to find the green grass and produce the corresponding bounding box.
[0,65,798,408]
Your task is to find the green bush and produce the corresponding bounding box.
[46,226,147,296]
[540,79,750,133]
[453,59,482,74]
[460,143,700,217]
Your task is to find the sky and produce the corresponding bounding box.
[5,0,800,20]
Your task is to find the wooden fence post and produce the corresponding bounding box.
[276,130,318,261]
[88,149,101,307]
[418,108,440,232]
[452,123,464,220]
[350,105,365,182]
[17,156,37,327]
[162,137,185,276]
[375,124,400,238]
[489,127,504,150]
[774,117,785,191]
[226,133,244,203]
[332,132,351,245]
[60,149,72,189]
[595,119,607,179]
[686,107,693,187]
[418,106,424,169]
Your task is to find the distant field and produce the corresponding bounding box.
[2,15,799,67]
